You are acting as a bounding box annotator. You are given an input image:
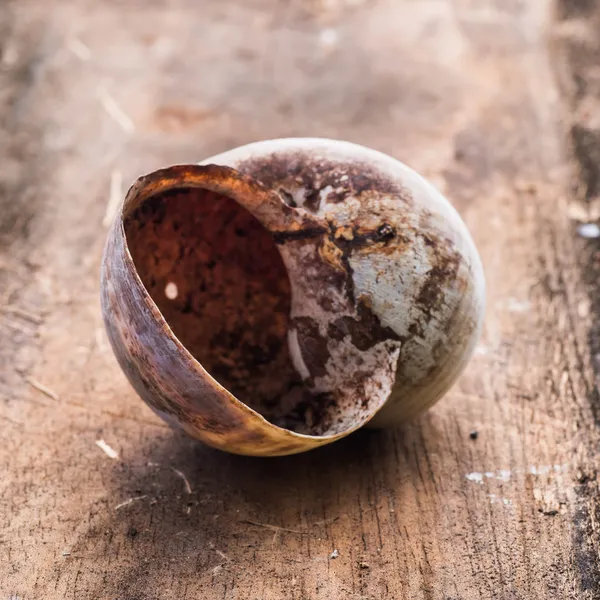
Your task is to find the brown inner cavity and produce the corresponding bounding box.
[124,187,329,434]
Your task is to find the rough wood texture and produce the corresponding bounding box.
[1,0,599,598]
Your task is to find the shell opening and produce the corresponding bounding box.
[123,185,338,436]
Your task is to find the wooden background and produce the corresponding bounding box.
[2,0,600,598]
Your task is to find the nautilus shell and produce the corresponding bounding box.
[100,138,485,456]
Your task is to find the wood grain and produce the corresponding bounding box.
[1,0,599,598]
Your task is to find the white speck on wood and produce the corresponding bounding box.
[578,299,590,318]
[567,201,589,221]
[577,222,600,238]
[319,28,339,51]
[95,439,119,460]
[497,469,512,482]
[466,472,484,483]
[330,549,339,559]
[467,465,570,484]
[506,298,531,313]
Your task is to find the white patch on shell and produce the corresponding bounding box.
[318,184,334,204]
[311,332,402,430]
[291,187,307,208]
[349,241,457,382]
[349,239,432,336]
[288,328,311,381]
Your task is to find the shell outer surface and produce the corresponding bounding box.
[100,138,485,455]
[202,139,486,428]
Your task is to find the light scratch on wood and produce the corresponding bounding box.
[95,439,120,460]
[103,169,123,228]
[215,549,230,561]
[171,467,193,494]
[27,378,59,401]
[1,42,18,67]
[240,520,303,534]
[98,87,135,133]
[0,413,23,426]
[0,282,17,305]
[67,37,92,61]
[311,516,340,527]
[4,318,35,335]
[95,327,108,352]
[1,305,44,324]
[115,495,147,510]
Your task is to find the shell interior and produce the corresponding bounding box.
[124,186,344,436]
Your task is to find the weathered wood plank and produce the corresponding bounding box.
[552,0,600,596]
[1,0,599,598]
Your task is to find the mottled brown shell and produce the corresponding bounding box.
[100,138,485,456]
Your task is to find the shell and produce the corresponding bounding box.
[100,138,485,456]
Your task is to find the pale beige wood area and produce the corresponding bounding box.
[1,0,599,598]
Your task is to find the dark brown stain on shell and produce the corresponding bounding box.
[328,299,404,352]
[272,389,338,434]
[272,226,328,244]
[426,293,474,379]
[416,236,462,319]
[238,151,411,213]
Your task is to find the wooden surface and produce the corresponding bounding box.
[2,0,600,598]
